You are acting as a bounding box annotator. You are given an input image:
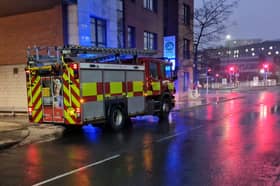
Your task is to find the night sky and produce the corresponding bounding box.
[195,0,280,41]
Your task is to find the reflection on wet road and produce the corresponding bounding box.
[1,89,280,185]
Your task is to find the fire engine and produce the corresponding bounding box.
[25,45,176,131]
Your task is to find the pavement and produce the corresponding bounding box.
[0,89,248,151]
[0,116,64,150]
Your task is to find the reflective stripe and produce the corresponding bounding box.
[168,82,174,91]
[63,64,81,124]
[151,82,161,91]
[133,81,143,92]
[82,82,97,96]
[110,82,122,94]
[29,75,42,123]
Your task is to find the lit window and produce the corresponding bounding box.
[261,47,265,51]
[144,0,157,12]
[251,48,254,51]
[276,51,279,55]
[144,31,157,50]
[268,51,272,55]
[269,46,273,50]
[252,52,255,56]
[91,17,106,47]
[245,49,249,52]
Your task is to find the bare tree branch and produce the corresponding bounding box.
[192,0,239,84]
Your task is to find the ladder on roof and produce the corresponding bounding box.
[27,45,157,65]
[61,45,156,57]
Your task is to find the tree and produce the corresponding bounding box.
[193,0,239,84]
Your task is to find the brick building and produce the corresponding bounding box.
[0,0,64,111]
[0,0,194,111]
[164,0,194,99]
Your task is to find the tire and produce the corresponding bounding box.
[108,105,126,131]
[159,98,171,120]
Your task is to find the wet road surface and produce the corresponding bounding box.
[1,88,280,186]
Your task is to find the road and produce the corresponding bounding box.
[1,88,280,186]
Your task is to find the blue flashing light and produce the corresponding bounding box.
[82,125,102,142]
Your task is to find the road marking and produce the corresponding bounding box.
[32,154,120,186]
[156,132,185,142]
[156,125,203,143]
[190,125,203,131]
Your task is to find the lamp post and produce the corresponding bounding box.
[263,63,269,86]
[225,34,231,85]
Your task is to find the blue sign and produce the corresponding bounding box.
[164,36,176,59]
[164,36,176,70]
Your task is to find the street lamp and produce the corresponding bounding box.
[226,34,231,41]
[225,34,232,85]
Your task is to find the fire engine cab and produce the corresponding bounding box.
[26,46,176,131]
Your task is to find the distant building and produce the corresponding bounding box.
[226,39,263,48]
[200,40,280,82]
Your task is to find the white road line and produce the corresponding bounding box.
[190,125,203,131]
[156,125,203,143]
[32,154,120,186]
[156,132,185,143]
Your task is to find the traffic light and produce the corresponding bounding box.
[263,63,269,72]
[207,68,212,76]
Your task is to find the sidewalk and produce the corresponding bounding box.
[174,89,245,111]
[0,116,64,150]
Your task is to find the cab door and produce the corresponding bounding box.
[148,61,161,95]
[41,76,64,123]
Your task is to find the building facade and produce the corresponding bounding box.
[0,0,194,111]
[124,0,164,56]
[0,1,64,111]
[164,0,194,99]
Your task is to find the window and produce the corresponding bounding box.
[117,0,124,47]
[183,4,191,25]
[144,0,157,12]
[183,39,190,59]
[13,68,18,75]
[144,31,157,50]
[127,26,136,48]
[91,17,106,47]
[149,62,159,79]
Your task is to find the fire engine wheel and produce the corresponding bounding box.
[108,105,126,131]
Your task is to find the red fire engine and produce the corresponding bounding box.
[26,46,176,131]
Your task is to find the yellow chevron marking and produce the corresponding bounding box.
[34,99,42,110]
[71,85,80,97]
[34,110,43,123]
[71,95,80,107]
[64,110,75,124]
